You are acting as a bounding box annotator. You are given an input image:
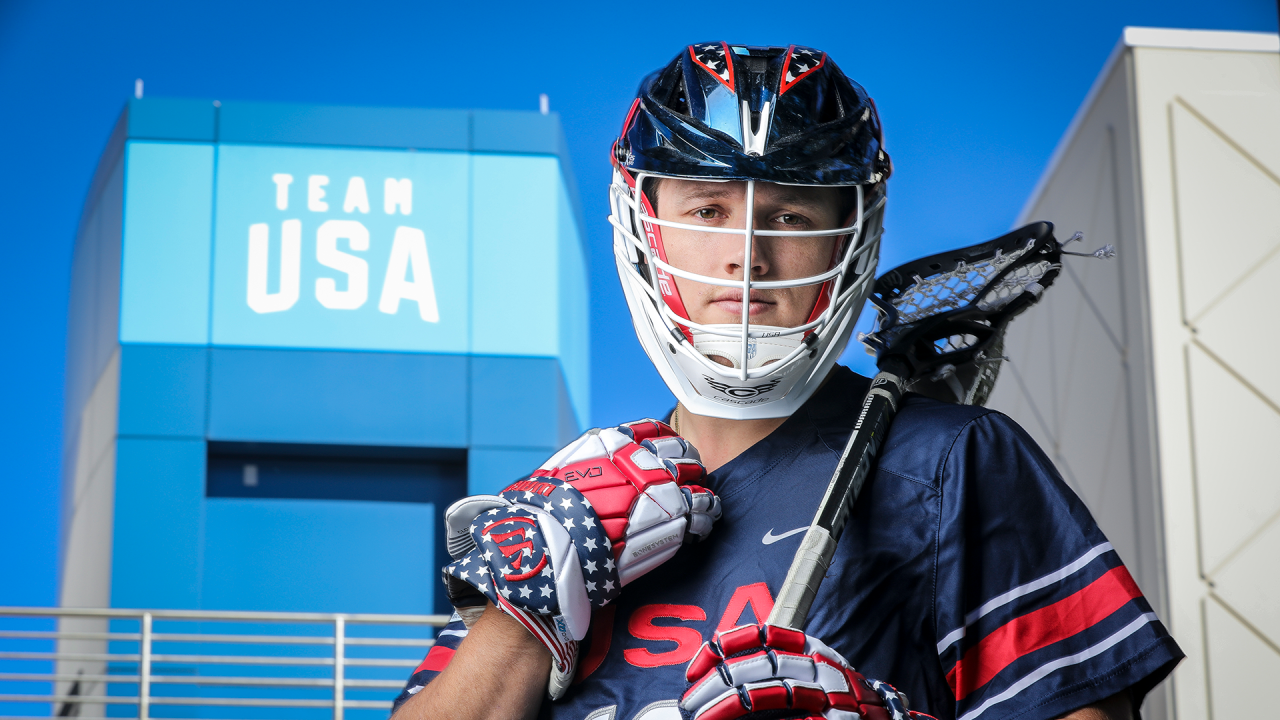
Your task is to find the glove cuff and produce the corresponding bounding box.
[493,596,579,701]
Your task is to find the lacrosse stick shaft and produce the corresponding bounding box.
[767,359,908,630]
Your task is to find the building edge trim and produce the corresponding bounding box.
[1123,27,1280,53]
[1015,37,1128,228]
[1015,26,1280,229]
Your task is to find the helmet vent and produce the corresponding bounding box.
[663,71,691,116]
[671,83,689,115]
[651,62,692,117]
[817,76,843,124]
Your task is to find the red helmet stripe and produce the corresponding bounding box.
[638,189,695,342]
[687,42,736,91]
[779,45,827,96]
[803,206,860,333]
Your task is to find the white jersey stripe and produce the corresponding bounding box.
[957,612,1157,720]
[937,542,1113,655]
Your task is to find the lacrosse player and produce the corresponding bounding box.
[390,43,1183,720]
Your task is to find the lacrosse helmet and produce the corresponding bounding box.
[609,43,892,419]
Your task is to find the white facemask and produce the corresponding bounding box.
[609,170,885,419]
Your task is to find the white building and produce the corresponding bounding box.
[987,27,1280,719]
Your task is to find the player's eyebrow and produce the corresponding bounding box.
[668,184,836,214]
[674,185,740,201]
[763,191,829,209]
[674,186,825,204]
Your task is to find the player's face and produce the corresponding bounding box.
[654,179,845,330]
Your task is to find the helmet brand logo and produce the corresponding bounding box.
[703,376,783,399]
[642,220,677,298]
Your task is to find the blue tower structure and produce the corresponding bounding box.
[60,99,590,619]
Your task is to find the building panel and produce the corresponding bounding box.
[467,447,562,498]
[61,126,125,580]
[557,178,591,430]
[119,142,215,345]
[60,350,119,610]
[110,438,206,610]
[117,344,208,438]
[201,498,439,614]
[126,98,217,142]
[470,154,563,358]
[207,348,469,447]
[217,101,470,151]
[469,355,579,450]
[988,27,1280,720]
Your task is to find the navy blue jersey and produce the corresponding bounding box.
[394,367,1182,720]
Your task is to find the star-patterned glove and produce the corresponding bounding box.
[442,419,721,699]
[681,623,935,720]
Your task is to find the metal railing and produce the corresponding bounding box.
[0,607,450,720]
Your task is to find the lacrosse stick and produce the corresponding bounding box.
[767,220,1102,630]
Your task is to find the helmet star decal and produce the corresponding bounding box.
[689,42,734,89]
[780,45,826,95]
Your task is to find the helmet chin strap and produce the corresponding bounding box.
[690,326,804,371]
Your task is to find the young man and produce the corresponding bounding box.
[390,43,1183,720]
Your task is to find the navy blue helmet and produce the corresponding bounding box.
[612,43,892,186]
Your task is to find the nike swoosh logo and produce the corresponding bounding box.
[762,527,807,545]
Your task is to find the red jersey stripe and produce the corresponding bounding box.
[414,645,456,675]
[947,565,1143,700]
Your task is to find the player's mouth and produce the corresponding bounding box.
[708,289,775,317]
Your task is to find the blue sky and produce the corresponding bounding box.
[0,0,1275,607]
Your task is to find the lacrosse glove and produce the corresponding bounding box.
[443,419,722,699]
[682,623,936,720]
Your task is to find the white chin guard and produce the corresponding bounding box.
[691,325,803,370]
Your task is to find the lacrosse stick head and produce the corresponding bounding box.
[862,222,1064,402]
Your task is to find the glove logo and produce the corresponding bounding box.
[483,516,548,582]
[703,376,784,399]
[503,478,558,497]
[562,466,604,482]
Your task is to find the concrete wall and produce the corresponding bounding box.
[988,27,1280,720]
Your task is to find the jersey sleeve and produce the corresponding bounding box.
[389,615,469,716]
[933,412,1182,720]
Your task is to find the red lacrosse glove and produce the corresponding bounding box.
[443,419,721,700]
[681,623,935,720]
[537,418,721,585]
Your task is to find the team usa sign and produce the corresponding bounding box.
[211,145,471,353]
[247,174,435,320]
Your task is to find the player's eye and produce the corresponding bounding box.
[694,208,721,220]
[775,213,808,226]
